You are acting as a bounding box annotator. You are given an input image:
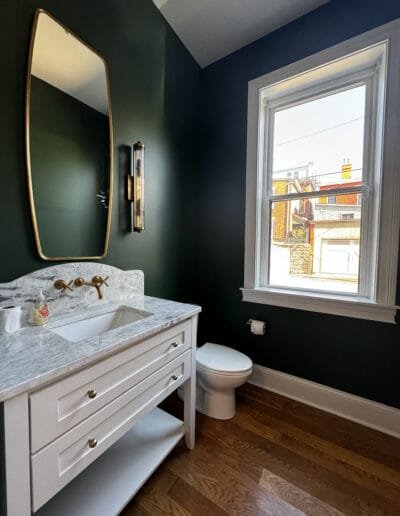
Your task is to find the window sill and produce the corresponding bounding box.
[241,287,398,324]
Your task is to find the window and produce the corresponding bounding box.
[243,21,400,323]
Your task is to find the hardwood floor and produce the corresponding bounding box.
[122,384,400,515]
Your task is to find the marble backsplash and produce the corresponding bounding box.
[0,263,144,327]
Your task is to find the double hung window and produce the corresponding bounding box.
[243,22,400,323]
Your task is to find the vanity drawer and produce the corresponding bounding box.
[30,320,191,452]
[31,351,191,512]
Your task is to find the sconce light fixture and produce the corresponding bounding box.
[127,141,145,232]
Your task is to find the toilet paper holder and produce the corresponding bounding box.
[246,319,266,335]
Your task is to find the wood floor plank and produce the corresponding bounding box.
[124,386,400,516]
[192,431,342,516]
[280,431,400,503]
[195,416,389,515]
[236,394,400,490]
[258,468,343,516]
[241,384,400,466]
[121,505,153,516]
[166,441,304,515]
[168,476,229,516]
[121,468,189,516]
[232,409,400,513]
[240,383,286,411]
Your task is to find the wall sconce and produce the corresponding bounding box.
[127,141,145,232]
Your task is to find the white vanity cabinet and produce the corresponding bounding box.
[2,316,198,516]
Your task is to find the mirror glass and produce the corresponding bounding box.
[26,10,113,260]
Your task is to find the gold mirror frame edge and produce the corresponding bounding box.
[25,8,114,262]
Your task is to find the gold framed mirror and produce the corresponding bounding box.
[25,9,113,261]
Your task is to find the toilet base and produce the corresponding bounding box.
[196,386,236,420]
[177,385,237,420]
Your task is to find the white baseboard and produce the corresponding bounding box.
[248,364,400,439]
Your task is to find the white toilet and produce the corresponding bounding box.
[195,343,253,420]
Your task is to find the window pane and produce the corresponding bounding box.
[269,194,362,293]
[272,86,366,189]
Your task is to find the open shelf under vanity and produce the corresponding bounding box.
[35,408,184,515]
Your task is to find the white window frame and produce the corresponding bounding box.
[261,73,376,298]
[242,20,400,324]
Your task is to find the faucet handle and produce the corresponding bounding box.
[92,275,109,287]
[54,279,74,293]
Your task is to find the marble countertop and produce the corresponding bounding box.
[0,295,200,403]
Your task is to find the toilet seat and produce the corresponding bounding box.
[197,343,252,376]
[197,363,252,377]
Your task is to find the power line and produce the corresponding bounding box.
[309,167,362,179]
[274,167,363,179]
[276,117,364,147]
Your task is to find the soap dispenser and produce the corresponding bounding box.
[32,290,49,326]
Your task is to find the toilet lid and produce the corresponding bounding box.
[196,343,252,374]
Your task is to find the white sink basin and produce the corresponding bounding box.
[49,306,152,343]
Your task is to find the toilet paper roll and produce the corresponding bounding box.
[249,319,266,335]
[0,305,22,334]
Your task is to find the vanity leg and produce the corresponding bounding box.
[184,315,198,449]
[3,394,30,516]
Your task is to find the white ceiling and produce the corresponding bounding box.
[153,0,331,68]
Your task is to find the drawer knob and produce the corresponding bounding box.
[88,438,98,449]
[87,389,97,399]
[171,374,178,381]
[171,342,178,348]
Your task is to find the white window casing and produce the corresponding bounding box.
[242,20,400,323]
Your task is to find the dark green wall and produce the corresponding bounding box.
[0,0,399,411]
[0,0,200,300]
[196,0,400,408]
[30,77,108,257]
[0,4,200,507]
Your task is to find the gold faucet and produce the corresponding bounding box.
[73,276,109,300]
[54,279,74,293]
